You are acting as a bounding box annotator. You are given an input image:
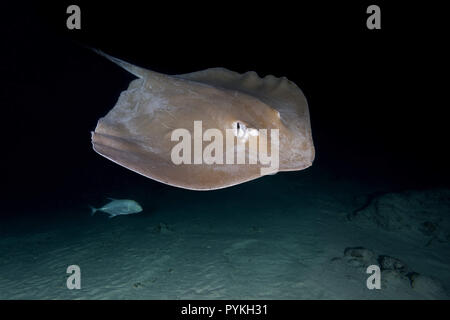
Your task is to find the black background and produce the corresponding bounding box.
[1,1,448,217]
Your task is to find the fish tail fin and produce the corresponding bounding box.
[89,205,97,216]
[91,48,148,79]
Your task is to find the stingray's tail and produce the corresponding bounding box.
[89,205,98,216]
[91,48,149,79]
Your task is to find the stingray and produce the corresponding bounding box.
[91,51,315,190]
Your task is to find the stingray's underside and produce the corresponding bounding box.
[91,52,315,190]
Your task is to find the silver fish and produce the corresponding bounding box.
[90,198,143,218]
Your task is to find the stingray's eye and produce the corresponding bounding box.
[233,121,258,141]
[237,122,245,138]
[233,121,247,139]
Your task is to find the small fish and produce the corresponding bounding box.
[89,198,143,218]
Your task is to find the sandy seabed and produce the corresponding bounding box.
[1,169,449,300]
